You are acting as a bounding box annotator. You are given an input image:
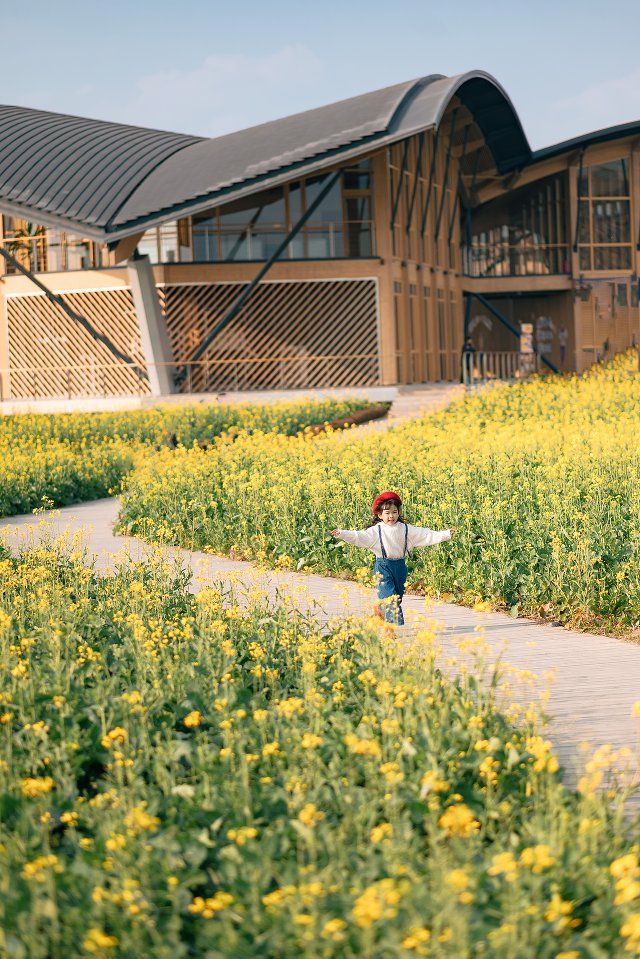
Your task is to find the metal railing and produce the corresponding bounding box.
[0,351,381,401]
[462,350,540,387]
[2,234,105,274]
[462,243,570,277]
[189,219,377,261]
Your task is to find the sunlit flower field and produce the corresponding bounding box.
[1,544,639,957]
[0,398,369,518]
[120,353,640,634]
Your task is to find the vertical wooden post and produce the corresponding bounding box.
[630,145,640,351]
[568,163,583,372]
[0,283,10,401]
[372,149,397,384]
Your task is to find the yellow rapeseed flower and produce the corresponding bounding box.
[183,710,202,728]
[438,803,480,838]
[21,776,55,798]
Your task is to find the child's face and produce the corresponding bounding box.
[378,502,399,524]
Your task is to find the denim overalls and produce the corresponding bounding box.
[374,522,409,625]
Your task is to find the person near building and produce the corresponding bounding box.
[558,324,568,366]
[461,337,477,383]
[331,491,454,625]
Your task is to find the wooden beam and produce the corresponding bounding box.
[453,136,485,157]
[405,133,425,236]
[110,231,145,264]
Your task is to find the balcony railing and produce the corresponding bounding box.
[191,220,377,262]
[1,351,381,401]
[462,351,540,387]
[462,243,570,277]
[1,234,106,274]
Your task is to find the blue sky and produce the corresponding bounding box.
[5,0,640,149]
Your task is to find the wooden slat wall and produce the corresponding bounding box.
[159,278,380,392]
[5,288,149,398]
[577,279,640,369]
[384,112,468,383]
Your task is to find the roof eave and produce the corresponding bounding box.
[0,198,108,240]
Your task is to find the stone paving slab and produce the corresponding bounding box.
[2,498,639,793]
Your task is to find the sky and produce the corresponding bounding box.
[3,0,640,150]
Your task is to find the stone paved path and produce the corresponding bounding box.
[2,498,639,794]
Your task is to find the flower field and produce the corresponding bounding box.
[120,353,640,633]
[0,398,371,518]
[1,543,639,957]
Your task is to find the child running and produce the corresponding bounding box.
[331,490,454,626]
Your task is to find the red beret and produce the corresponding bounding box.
[371,490,402,514]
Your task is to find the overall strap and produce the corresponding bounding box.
[403,522,409,557]
[377,523,387,559]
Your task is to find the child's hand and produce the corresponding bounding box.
[330,529,340,537]
[448,527,456,537]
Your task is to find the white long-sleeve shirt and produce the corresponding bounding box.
[335,522,451,558]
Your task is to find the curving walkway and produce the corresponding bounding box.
[1,497,639,794]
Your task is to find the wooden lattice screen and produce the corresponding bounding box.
[158,278,380,392]
[5,288,149,398]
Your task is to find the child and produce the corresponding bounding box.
[331,491,454,626]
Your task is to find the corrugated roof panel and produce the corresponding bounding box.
[112,78,419,226]
[0,105,201,228]
[0,72,534,238]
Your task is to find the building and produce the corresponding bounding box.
[0,69,638,400]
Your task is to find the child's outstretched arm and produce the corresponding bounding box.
[330,527,378,549]
[407,524,455,549]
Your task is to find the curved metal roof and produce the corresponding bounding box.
[532,118,640,163]
[0,71,531,240]
[0,105,202,233]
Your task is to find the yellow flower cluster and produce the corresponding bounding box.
[188,892,234,918]
[352,878,405,928]
[438,803,480,838]
[122,351,640,633]
[21,854,62,882]
[610,852,640,907]
[20,776,55,798]
[3,537,640,956]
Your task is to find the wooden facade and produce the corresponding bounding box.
[1,90,640,398]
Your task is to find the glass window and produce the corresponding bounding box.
[343,161,371,190]
[65,237,93,270]
[464,174,569,277]
[591,159,628,197]
[192,215,218,261]
[591,200,630,243]
[579,247,592,271]
[618,283,628,307]
[578,158,632,271]
[287,182,304,257]
[305,175,342,223]
[577,201,591,244]
[594,246,632,270]
[186,166,375,264]
[137,229,160,263]
[345,196,370,222]
[159,221,179,262]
